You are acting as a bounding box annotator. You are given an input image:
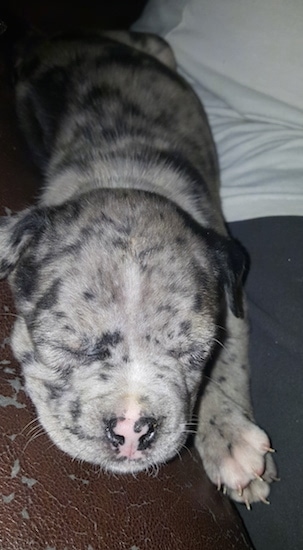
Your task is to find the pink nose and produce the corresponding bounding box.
[105,416,158,459]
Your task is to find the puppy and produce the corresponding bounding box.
[0,30,276,505]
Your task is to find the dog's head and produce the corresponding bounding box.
[0,189,245,472]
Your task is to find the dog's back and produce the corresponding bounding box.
[15,31,224,230]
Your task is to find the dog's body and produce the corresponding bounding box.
[0,31,276,504]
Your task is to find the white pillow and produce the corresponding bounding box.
[133,0,303,221]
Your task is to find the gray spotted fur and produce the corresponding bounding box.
[0,30,276,503]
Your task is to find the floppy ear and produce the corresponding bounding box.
[0,207,45,279]
[204,229,248,319]
[172,207,248,319]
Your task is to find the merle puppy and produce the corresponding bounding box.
[0,30,277,506]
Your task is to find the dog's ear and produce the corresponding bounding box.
[204,229,248,319]
[0,207,46,278]
[174,208,248,319]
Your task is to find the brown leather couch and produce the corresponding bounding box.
[0,4,253,548]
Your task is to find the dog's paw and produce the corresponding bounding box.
[195,412,278,506]
[227,452,277,507]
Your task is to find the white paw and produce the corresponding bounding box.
[196,412,278,506]
[227,453,277,507]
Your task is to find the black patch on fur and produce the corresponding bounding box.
[63,324,76,333]
[61,239,83,257]
[21,351,35,365]
[14,255,38,299]
[2,208,47,280]
[42,239,83,266]
[179,320,192,336]
[10,209,46,248]
[175,236,186,245]
[193,292,203,312]
[0,259,14,277]
[101,361,115,371]
[44,382,65,400]
[112,238,128,250]
[83,290,96,301]
[54,310,67,319]
[58,200,84,222]
[87,331,124,361]
[36,278,62,311]
[115,219,132,236]
[70,399,82,421]
[67,426,88,439]
[58,364,73,382]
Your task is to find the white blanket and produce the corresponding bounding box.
[133,0,303,221]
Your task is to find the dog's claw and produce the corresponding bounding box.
[244,499,251,511]
[253,471,264,482]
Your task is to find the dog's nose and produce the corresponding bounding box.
[106,418,125,448]
[105,415,158,458]
[135,417,158,450]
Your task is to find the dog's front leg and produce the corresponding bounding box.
[195,306,277,507]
